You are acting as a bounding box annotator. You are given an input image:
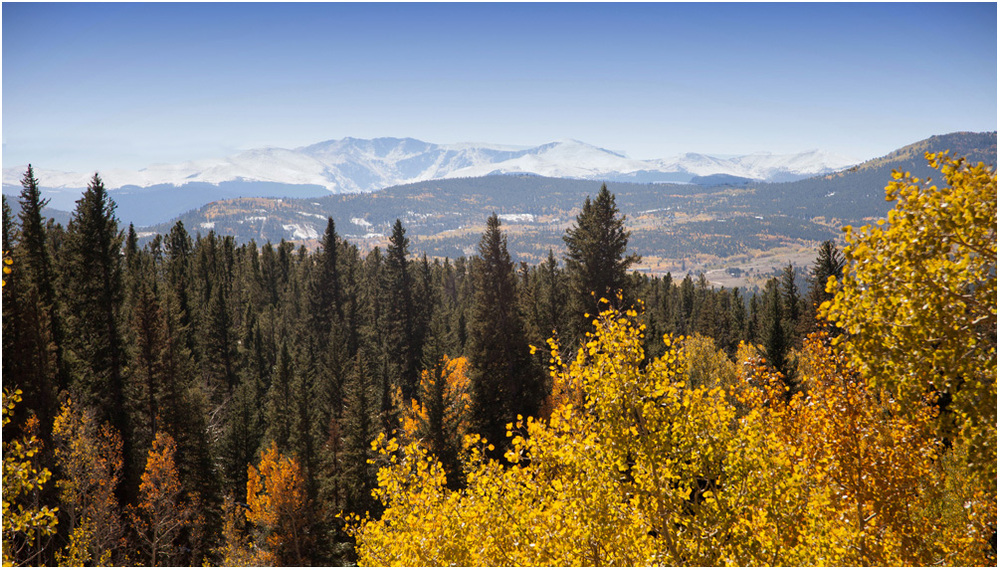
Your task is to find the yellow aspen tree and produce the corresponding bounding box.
[352,306,737,566]
[246,441,311,565]
[821,151,996,552]
[130,431,193,566]
[729,333,990,565]
[51,398,125,566]
[2,388,59,566]
[216,496,273,566]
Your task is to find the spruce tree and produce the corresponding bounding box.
[807,240,845,329]
[17,165,68,392]
[563,184,640,341]
[468,214,544,455]
[760,278,794,393]
[309,218,342,336]
[339,352,378,516]
[6,167,63,440]
[62,173,132,497]
[385,220,419,400]
[780,263,807,343]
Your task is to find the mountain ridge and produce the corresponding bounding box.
[2,136,858,193]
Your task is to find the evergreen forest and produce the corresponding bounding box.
[2,153,996,566]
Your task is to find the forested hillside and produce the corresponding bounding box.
[2,152,996,565]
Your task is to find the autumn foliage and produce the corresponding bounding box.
[245,441,311,565]
[350,153,996,566]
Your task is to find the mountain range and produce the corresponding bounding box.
[3,137,856,194]
[132,131,995,276]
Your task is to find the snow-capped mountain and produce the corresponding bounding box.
[2,137,858,193]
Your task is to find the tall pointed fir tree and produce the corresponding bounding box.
[468,214,544,456]
[61,173,133,499]
[807,240,845,330]
[18,165,67,384]
[8,166,64,441]
[780,263,807,343]
[384,219,419,401]
[760,278,794,394]
[563,183,640,342]
[305,219,350,493]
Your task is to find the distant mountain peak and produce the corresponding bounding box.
[2,135,862,193]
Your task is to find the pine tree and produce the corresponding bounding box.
[760,278,794,393]
[16,165,68,401]
[308,218,342,337]
[728,287,747,355]
[339,352,378,515]
[265,342,295,452]
[563,184,640,341]
[164,221,195,354]
[468,214,544,455]
[780,263,807,343]
[2,196,19,388]
[385,220,419,401]
[807,240,845,329]
[62,173,133,500]
[538,249,569,344]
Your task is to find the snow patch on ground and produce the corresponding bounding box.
[200,222,216,229]
[498,213,534,223]
[282,223,319,240]
[351,217,373,228]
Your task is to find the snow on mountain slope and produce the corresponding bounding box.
[2,137,859,193]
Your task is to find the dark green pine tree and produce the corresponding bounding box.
[10,166,65,438]
[384,219,419,401]
[807,240,845,331]
[164,221,195,354]
[202,283,238,392]
[61,173,133,496]
[538,249,570,344]
[760,278,794,394]
[128,256,165,450]
[309,219,342,333]
[468,214,544,456]
[747,291,761,341]
[221,307,267,496]
[563,183,641,341]
[780,263,808,344]
[677,273,696,335]
[305,220,350,475]
[2,195,29,435]
[339,351,379,516]
[265,342,295,451]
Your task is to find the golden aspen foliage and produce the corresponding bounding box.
[130,431,194,566]
[245,441,311,565]
[216,496,272,566]
[820,151,996,529]
[352,307,738,566]
[679,332,738,391]
[2,250,11,287]
[729,334,989,565]
[822,154,995,444]
[2,388,59,566]
[351,299,995,566]
[51,398,126,566]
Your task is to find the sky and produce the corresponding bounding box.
[2,2,997,172]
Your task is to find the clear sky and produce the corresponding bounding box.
[3,2,997,172]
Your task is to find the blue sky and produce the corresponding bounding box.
[3,2,996,172]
